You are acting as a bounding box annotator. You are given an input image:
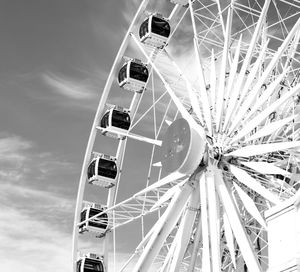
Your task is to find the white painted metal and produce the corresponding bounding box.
[131,33,206,139]
[233,182,267,229]
[215,168,262,271]
[240,67,288,125]
[188,0,213,136]
[163,48,205,129]
[228,18,300,141]
[168,181,200,272]
[160,236,177,272]
[241,161,292,178]
[150,183,181,211]
[222,34,243,133]
[134,172,186,197]
[187,204,202,272]
[132,180,194,272]
[231,38,270,120]
[230,164,281,206]
[71,1,150,270]
[103,89,147,265]
[283,26,300,71]
[226,40,271,135]
[215,0,226,37]
[96,126,162,146]
[74,0,300,270]
[209,49,217,116]
[223,211,236,269]
[119,213,168,272]
[266,196,300,271]
[163,235,181,272]
[226,141,300,158]
[206,166,221,272]
[244,115,296,142]
[200,173,211,271]
[224,0,272,133]
[215,7,232,133]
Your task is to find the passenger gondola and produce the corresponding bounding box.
[139,14,171,48]
[79,203,108,234]
[77,254,105,272]
[118,59,149,92]
[100,106,131,131]
[87,154,118,188]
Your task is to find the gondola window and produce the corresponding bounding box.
[89,208,108,229]
[129,63,148,82]
[98,159,117,179]
[84,259,104,272]
[111,110,131,130]
[151,17,170,37]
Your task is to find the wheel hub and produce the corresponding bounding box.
[160,118,207,175]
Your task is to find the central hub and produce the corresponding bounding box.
[160,118,206,175]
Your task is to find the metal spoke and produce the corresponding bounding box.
[215,168,262,271]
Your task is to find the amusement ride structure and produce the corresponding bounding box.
[72,0,300,271]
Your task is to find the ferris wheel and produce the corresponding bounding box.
[72,0,300,271]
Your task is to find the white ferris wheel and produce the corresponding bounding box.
[72,0,300,271]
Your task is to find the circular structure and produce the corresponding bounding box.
[161,118,205,174]
[72,1,300,271]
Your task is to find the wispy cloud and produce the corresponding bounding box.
[0,134,34,182]
[0,182,74,232]
[0,134,32,163]
[0,133,76,271]
[0,132,75,212]
[0,133,76,183]
[43,72,97,100]
[0,206,72,272]
[0,183,73,212]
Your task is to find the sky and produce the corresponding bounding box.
[0,1,142,271]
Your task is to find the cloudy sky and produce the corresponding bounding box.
[0,1,143,271]
[2,0,299,271]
